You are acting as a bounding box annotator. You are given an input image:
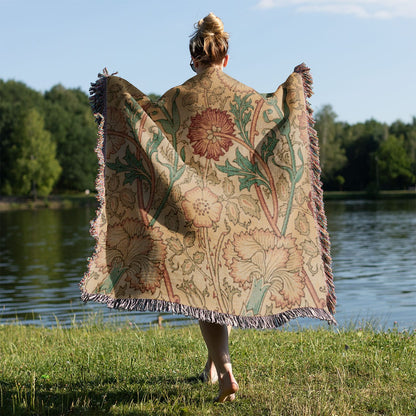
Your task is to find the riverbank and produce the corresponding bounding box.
[0,194,97,211]
[323,190,416,200]
[1,190,415,211]
[1,323,414,415]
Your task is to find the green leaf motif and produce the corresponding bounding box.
[124,98,144,143]
[222,177,235,197]
[297,147,304,164]
[230,93,254,145]
[156,89,181,135]
[294,149,305,184]
[125,98,143,122]
[171,90,181,132]
[238,194,261,219]
[146,130,164,158]
[294,164,304,184]
[98,265,126,295]
[182,259,195,275]
[226,201,240,225]
[167,237,184,255]
[206,169,220,185]
[106,146,151,186]
[245,277,271,315]
[260,129,278,163]
[262,97,284,125]
[157,118,175,136]
[278,97,291,137]
[216,148,270,192]
[180,146,186,162]
[193,251,205,264]
[279,119,290,137]
[242,111,251,128]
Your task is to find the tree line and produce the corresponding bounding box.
[0,80,97,197]
[315,105,415,191]
[0,80,415,197]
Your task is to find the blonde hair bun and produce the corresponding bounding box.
[189,13,229,64]
[197,12,228,39]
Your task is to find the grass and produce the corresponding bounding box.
[0,321,415,416]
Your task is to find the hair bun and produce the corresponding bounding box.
[189,13,229,65]
[197,12,227,37]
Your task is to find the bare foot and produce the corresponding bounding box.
[200,358,218,384]
[215,372,239,403]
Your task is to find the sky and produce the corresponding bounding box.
[1,0,415,125]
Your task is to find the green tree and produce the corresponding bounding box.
[376,135,415,189]
[0,80,45,194]
[314,105,347,188]
[341,119,388,190]
[10,108,61,197]
[390,118,416,181]
[0,102,19,194]
[148,93,161,102]
[44,85,97,191]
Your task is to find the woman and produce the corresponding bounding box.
[81,13,336,404]
[189,13,239,403]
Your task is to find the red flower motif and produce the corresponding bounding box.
[187,108,235,160]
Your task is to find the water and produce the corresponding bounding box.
[0,199,415,330]
[325,199,416,330]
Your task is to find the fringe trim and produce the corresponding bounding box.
[89,68,118,117]
[79,69,111,292]
[294,63,336,315]
[80,291,337,329]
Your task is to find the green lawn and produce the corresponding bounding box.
[0,321,415,415]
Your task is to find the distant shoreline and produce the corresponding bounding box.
[323,190,416,200]
[0,194,97,211]
[0,190,415,212]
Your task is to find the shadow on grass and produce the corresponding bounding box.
[1,373,210,416]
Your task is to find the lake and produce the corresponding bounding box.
[0,198,415,330]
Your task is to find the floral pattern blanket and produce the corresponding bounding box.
[80,64,336,328]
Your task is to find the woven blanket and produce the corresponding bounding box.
[80,64,336,328]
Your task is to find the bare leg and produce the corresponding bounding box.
[201,354,218,384]
[201,326,232,384]
[199,321,239,402]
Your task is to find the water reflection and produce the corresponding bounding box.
[325,199,416,329]
[0,199,415,329]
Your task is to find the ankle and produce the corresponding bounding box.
[217,364,234,379]
[219,369,237,385]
